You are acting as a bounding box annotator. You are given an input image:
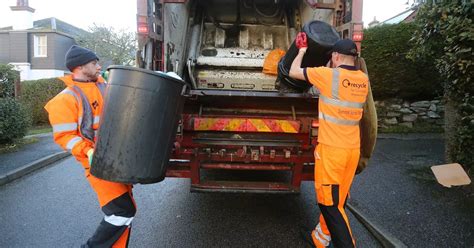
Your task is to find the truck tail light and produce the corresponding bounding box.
[137,15,148,35]
[352,32,363,42]
[138,24,148,34]
[311,120,319,137]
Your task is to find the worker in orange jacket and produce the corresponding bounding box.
[289,34,369,248]
[45,45,136,248]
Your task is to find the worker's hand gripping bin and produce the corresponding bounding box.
[91,66,186,184]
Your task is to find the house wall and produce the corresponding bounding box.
[29,69,65,80]
[1,18,80,80]
[29,32,54,69]
[1,31,74,80]
[9,31,29,63]
[29,32,75,71]
[53,34,76,70]
[0,33,10,63]
[9,62,31,80]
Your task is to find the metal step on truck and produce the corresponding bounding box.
[135,0,364,193]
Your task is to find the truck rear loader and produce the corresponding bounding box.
[135,0,366,193]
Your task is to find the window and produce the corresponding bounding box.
[34,35,47,57]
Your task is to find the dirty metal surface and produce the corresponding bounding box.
[202,23,289,51]
[197,69,277,91]
[196,48,268,67]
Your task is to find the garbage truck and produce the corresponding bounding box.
[134,0,365,193]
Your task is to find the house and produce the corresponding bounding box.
[0,0,87,81]
[369,7,418,28]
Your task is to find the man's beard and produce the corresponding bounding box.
[85,71,99,81]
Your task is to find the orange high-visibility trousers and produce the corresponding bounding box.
[312,143,360,248]
[83,159,136,248]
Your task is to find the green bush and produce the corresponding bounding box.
[0,64,18,98]
[361,23,442,100]
[409,1,473,171]
[0,98,30,143]
[0,64,30,143]
[21,78,65,125]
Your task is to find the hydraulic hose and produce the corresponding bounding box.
[186,2,203,89]
[187,59,198,89]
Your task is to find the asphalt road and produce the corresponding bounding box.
[2,136,472,247]
[350,137,474,247]
[0,134,61,175]
[0,157,379,248]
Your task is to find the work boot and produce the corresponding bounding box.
[311,223,331,248]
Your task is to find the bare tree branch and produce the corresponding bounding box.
[77,24,137,67]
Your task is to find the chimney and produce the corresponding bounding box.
[51,17,57,30]
[368,16,380,28]
[10,0,35,30]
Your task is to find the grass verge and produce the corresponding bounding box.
[0,137,39,154]
[27,125,52,136]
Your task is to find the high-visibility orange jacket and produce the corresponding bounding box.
[44,75,106,168]
[304,65,369,148]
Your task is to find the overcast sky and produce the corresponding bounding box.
[0,0,411,31]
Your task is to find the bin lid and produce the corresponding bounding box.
[303,21,340,47]
[107,65,186,86]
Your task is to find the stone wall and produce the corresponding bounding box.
[376,99,445,129]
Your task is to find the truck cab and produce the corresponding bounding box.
[136,0,363,193]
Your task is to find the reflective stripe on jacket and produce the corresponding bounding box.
[44,75,106,165]
[305,66,369,148]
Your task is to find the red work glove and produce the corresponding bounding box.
[295,32,308,49]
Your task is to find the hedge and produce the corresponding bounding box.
[21,78,65,125]
[361,23,442,100]
[0,98,30,143]
[409,1,473,171]
[0,64,30,143]
[0,64,18,98]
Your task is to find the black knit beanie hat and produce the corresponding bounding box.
[65,45,99,71]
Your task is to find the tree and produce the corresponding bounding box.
[77,24,137,67]
[409,1,473,172]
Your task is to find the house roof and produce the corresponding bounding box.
[0,17,88,37]
[381,8,416,25]
[0,26,12,31]
[33,18,88,37]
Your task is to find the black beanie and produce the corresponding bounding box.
[65,45,99,71]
